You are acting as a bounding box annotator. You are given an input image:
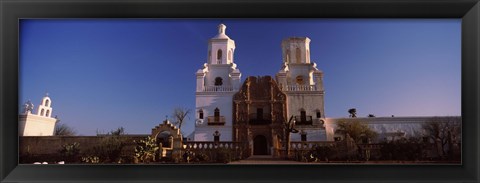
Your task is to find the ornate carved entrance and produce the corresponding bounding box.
[233,76,287,158]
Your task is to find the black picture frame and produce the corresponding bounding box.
[1,0,479,182]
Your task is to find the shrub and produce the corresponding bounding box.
[59,142,80,163]
[134,136,159,163]
[214,148,236,163]
[301,145,338,162]
[81,156,100,164]
[89,127,127,163]
[379,137,424,161]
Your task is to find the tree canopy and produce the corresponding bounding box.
[335,120,377,144]
[422,117,461,157]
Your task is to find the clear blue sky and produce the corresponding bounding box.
[19,19,461,136]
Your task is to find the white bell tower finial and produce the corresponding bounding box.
[218,24,227,35]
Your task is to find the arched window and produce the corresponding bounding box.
[45,99,49,107]
[217,49,222,64]
[46,110,50,117]
[214,108,220,122]
[199,109,204,119]
[296,47,301,63]
[40,109,45,116]
[228,50,232,62]
[214,77,223,86]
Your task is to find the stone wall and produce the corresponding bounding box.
[20,135,148,156]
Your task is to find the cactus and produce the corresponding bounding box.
[134,136,159,163]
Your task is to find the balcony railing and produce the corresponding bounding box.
[294,115,313,125]
[203,85,233,92]
[248,113,272,125]
[207,116,226,125]
[281,85,318,91]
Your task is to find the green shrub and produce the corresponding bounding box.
[134,136,159,163]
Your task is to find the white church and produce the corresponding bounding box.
[191,24,460,155]
[19,94,58,136]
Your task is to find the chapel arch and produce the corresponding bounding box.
[217,49,223,63]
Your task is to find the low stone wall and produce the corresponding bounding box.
[20,135,148,163]
[20,135,148,155]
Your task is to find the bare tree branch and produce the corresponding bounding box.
[172,107,191,130]
[54,123,77,136]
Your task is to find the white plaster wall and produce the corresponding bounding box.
[194,92,235,141]
[290,129,327,141]
[209,40,235,65]
[204,65,233,87]
[282,38,310,64]
[19,114,57,136]
[286,64,314,85]
[194,126,232,141]
[285,93,325,120]
[324,116,461,142]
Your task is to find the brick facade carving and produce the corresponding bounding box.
[233,76,287,157]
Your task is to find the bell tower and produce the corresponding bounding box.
[207,24,236,65]
[37,93,53,118]
[194,24,242,141]
[276,37,327,141]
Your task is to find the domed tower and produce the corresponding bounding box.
[276,37,326,141]
[194,24,242,141]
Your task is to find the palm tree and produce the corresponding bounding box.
[348,108,357,118]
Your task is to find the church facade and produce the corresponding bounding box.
[193,24,328,155]
[192,24,461,157]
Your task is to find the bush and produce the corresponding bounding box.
[299,145,338,162]
[81,156,100,164]
[134,136,159,163]
[214,148,238,163]
[59,142,80,163]
[96,137,125,162]
[195,153,210,162]
[379,138,424,161]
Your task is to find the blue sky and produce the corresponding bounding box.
[19,19,461,136]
